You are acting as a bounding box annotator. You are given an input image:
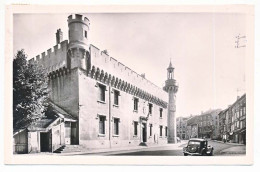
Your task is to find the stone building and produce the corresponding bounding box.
[218,94,246,144]
[176,117,188,140]
[197,110,221,139]
[186,109,221,139]
[186,116,199,139]
[13,14,178,153]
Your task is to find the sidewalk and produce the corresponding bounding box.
[219,145,246,155]
[210,139,245,146]
[59,141,186,156]
[14,141,187,156]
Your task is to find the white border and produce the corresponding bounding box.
[4,4,254,165]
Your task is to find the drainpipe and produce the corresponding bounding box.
[109,86,112,148]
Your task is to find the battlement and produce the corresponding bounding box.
[29,40,68,73]
[67,14,90,26]
[89,44,167,100]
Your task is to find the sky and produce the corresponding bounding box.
[13,12,246,117]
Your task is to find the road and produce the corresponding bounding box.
[84,140,245,156]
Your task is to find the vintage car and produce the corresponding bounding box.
[183,138,214,156]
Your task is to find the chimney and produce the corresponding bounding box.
[141,73,146,78]
[56,28,63,44]
[237,96,240,100]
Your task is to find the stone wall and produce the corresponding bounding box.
[28,40,68,73]
[49,68,79,117]
[89,45,167,102]
[78,69,167,148]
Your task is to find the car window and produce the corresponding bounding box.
[188,141,200,145]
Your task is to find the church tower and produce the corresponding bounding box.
[164,61,179,143]
[67,14,90,70]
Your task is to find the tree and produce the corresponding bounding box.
[13,49,49,130]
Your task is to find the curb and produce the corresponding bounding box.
[58,142,186,155]
[210,139,245,146]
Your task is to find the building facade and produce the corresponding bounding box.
[186,116,199,139]
[186,109,221,139]
[218,94,246,144]
[14,14,176,153]
[176,117,188,140]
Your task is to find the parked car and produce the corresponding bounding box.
[177,137,181,143]
[183,138,214,156]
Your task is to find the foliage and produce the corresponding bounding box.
[13,49,49,130]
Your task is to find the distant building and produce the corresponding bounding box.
[186,109,221,139]
[186,116,199,139]
[176,117,188,139]
[218,94,246,144]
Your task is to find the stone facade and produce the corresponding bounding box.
[176,117,188,140]
[186,109,221,139]
[27,14,171,150]
[218,94,246,144]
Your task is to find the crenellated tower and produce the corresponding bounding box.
[164,61,179,143]
[67,14,91,70]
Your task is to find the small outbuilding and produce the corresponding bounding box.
[13,102,77,154]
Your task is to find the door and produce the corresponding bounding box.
[71,122,77,145]
[142,123,147,142]
[40,132,49,152]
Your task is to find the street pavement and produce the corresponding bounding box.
[80,140,246,156]
[16,140,246,156]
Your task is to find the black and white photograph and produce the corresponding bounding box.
[4,4,254,165]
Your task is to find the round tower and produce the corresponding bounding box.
[164,61,179,143]
[67,14,90,70]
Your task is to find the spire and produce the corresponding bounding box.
[167,59,174,70]
[167,59,174,79]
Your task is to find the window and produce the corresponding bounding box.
[99,116,106,134]
[134,98,139,111]
[149,103,153,114]
[85,31,87,38]
[134,121,138,136]
[160,108,163,118]
[149,124,153,136]
[160,126,163,137]
[165,126,168,136]
[99,84,106,102]
[113,118,119,135]
[114,90,120,105]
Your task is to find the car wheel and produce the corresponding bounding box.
[184,153,188,156]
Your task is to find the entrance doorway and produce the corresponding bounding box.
[40,132,50,152]
[142,123,147,142]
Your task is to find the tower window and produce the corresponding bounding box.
[85,31,87,38]
[165,126,168,136]
[134,98,139,111]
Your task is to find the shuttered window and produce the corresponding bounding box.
[160,126,163,136]
[99,116,106,134]
[134,121,138,136]
[99,84,106,102]
[113,118,119,135]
